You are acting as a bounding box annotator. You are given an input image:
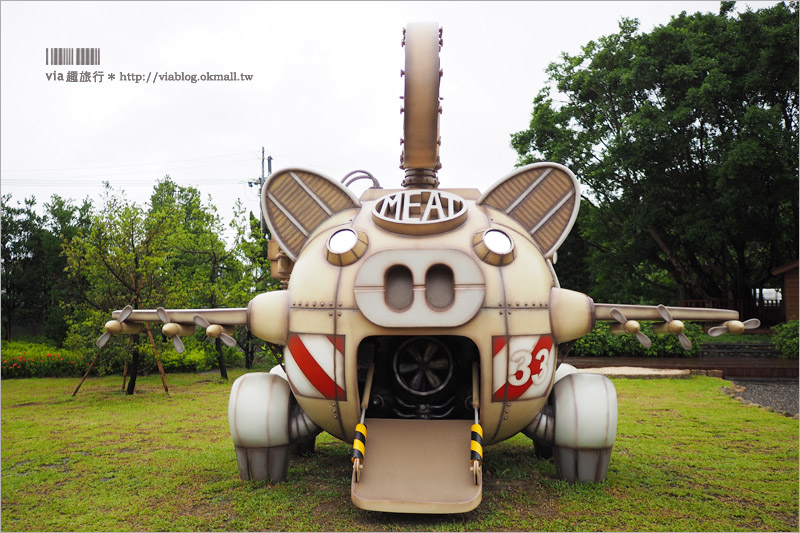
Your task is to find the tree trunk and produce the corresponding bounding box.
[216,337,228,381]
[244,331,253,369]
[126,335,141,395]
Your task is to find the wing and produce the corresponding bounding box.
[593,303,738,322]
[593,303,758,350]
[99,292,290,350]
[111,307,247,325]
[99,307,248,352]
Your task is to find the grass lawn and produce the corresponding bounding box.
[1,370,797,531]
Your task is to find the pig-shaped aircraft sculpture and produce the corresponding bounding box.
[99,23,758,513]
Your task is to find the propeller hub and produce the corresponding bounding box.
[668,320,685,334]
[206,324,222,338]
[726,320,745,334]
[624,320,640,334]
[105,320,122,334]
[162,323,180,338]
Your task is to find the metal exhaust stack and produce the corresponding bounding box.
[400,22,442,189]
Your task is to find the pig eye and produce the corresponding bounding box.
[484,230,513,255]
[329,229,358,253]
[473,229,516,266]
[326,229,368,266]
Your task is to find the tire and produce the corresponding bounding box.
[228,372,291,482]
[552,373,617,483]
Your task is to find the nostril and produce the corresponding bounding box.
[426,264,454,310]
[386,265,414,311]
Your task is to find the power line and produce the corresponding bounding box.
[1,158,257,181]
[1,150,259,173]
[2,177,252,186]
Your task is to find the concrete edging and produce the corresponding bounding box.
[577,367,724,379]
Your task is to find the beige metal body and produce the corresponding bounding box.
[99,21,757,515]
[280,187,557,447]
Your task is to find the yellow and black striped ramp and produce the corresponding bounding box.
[478,162,580,258]
[262,168,361,261]
[350,419,481,513]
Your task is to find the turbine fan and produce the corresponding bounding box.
[96,305,134,348]
[157,307,188,353]
[392,337,454,396]
[609,307,652,348]
[193,314,237,348]
[707,318,761,337]
[656,305,692,350]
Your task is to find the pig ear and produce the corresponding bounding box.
[478,162,580,258]
[262,168,360,260]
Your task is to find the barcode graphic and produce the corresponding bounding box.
[46,48,100,66]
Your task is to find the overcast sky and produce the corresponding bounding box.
[1,1,773,234]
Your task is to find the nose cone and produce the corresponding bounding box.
[353,249,485,328]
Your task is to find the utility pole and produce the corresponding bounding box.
[249,147,273,235]
[260,147,267,234]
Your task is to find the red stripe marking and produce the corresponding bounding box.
[288,335,345,400]
[493,336,507,356]
[326,334,345,355]
[492,335,553,402]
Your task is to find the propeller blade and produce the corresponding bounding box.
[118,305,133,322]
[635,331,652,348]
[656,304,672,323]
[193,314,211,328]
[172,336,185,354]
[743,318,761,330]
[609,308,626,324]
[678,332,692,350]
[220,333,237,348]
[96,331,111,348]
[156,307,170,324]
[707,325,728,337]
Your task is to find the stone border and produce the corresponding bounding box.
[719,382,800,419]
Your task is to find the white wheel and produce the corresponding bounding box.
[552,373,617,483]
[228,372,291,482]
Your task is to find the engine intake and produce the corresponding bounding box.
[357,335,478,420]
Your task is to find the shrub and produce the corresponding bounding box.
[1,341,90,379]
[571,321,703,358]
[3,333,247,379]
[159,345,212,373]
[772,320,799,359]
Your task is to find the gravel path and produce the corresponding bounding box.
[730,379,799,417]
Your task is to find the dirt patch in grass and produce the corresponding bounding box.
[7,401,45,408]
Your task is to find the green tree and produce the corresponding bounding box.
[150,177,246,379]
[3,195,47,340]
[1,194,91,342]
[229,205,280,369]
[512,2,798,305]
[63,183,176,394]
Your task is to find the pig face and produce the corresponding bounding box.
[258,163,582,441]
